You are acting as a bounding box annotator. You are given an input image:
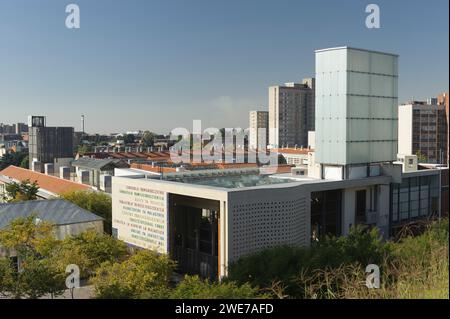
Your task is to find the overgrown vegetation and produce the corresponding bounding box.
[228,219,449,299]
[0,216,259,299]
[0,215,447,299]
[61,190,113,234]
[0,152,28,171]
[0,216,128,298]
[91,250,263,299]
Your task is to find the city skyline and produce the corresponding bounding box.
[0,0,448,134]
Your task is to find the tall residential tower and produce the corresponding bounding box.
[398,101,447,164]
[249,110,269,150]
[268,78,315,148]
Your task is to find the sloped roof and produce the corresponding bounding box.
[71,158,129,170]
[0,199,103,229]
[0,166,91,195]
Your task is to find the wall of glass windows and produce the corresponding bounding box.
[391,174,440,226]
[311,190,342,239]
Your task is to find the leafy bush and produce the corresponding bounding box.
[51,230,128,278]
[229,221,448,299]
[169,275,265,299]
[61,191,112,233]
[228,225,390,298]
[91,249,176,299]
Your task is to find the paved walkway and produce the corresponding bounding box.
[42,285,95,299]
[0,285,95,299]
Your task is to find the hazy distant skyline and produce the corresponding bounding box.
[0,0,448,134]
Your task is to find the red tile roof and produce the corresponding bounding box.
[130,163,177,173]
[0,166,91,196]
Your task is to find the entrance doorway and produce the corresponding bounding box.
[169,194,219,280]
[311,189,342,240]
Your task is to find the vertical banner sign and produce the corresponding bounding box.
[113,179,168,253]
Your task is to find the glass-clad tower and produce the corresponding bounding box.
[315,47,398,179]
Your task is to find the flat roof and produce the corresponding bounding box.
[162,168,297,189]
[315,46,399,57]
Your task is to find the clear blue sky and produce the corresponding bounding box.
[0,0,448,134]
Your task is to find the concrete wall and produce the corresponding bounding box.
[55,220,104,240]
[227,186,311,265]
[268,86,279,147]
[398,104,413,156]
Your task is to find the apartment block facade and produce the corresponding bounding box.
[437,92,449,165]
[249,110,269,150]
[268,78,315,148]
[398,102,447,164]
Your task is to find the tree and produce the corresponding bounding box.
[0,215,57,258]
[0,216,65,299]
[15,256,66,299]
[20,155,29,169]
[61,190,113,233]
[91,249,175,299]
[0,152,28,170]
[4,179,39,202]
[77,144,92,155]
[52,230,128,278]
[141,131,156,148]
[0,258,14,298]
[123,134,135,145]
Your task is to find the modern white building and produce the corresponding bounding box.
[111,163,444,279]
[111,47,446,281]
[249,110,269,150]
[315,47,398,179]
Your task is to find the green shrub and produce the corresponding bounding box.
[229,221,448,299]
[61,191,113,233]
[91,249,176,299]
[229,225,390,298]
[169,275,265,299]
